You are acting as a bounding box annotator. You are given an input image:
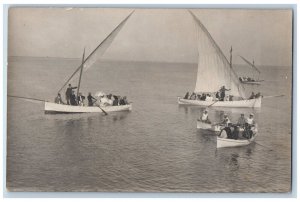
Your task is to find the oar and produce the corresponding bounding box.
[8,95,45,102]
[93,99,108,115]
[262,95,284,99]
[207,100,219,107]
[97,106,108,115]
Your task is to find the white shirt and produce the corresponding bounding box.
[201,113,208,121]
[247,117,255,125]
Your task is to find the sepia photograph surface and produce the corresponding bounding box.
[6,7,292,192]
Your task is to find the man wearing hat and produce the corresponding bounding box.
[237,113,246,127]
[221,114,231,126]
[246,113,256,126]
[200,109,211,124]
[65,83,77,105]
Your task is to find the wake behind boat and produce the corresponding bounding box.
[178,11,262,108]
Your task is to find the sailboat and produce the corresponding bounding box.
[239,56,264,85]
[177,11,262,108]
[44,11,134,114]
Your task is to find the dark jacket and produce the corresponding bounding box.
[70,94,77,105]
[66,86,77,97]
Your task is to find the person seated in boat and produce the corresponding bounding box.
[239,77,243,82]
[224,95,230,101]
[70,91,77,106]
[184,92,190,99]
[255,92,261,98]
[249,92,255,99]
[99,95,110,106]
[189,92,196,100]
[199,93,206,100]
[121,96,129,105]
[197,94,201,100]
[65,84,77,105]
[219,86,230,101]
[218,126,233,139]
[236,113,246,128]
[205,94,212,101]
[77,93,85,106]
[54,93,65,104]
[220,114,231,127]
[215,91,220,101]
[113,95,119,106]
[87,92,97,106]
[119,96,127,105]
[230,125,239,140]
[107,94,113,105]
[199,109,211,124]
[242,123,254,139]
[246,113,256,126]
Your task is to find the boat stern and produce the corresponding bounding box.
[253,96,262,108]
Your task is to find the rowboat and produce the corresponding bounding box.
[196,120,222,132]
[217,127,258,148]
[180,11,262,108]
[44,11,134,114]
[178,97,262,108]
[45,102,132,114]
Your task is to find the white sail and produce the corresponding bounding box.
[189,11,246,98]
[58,11,134,93]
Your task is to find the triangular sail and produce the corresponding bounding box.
[239,55,261,74]
[57,10,134,94]
[189,11,246,98]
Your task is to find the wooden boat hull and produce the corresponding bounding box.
[197,120,222,132]
[44,102,132,114]
[217,133,257,148]
[177,97,261,108]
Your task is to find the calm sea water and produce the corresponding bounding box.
[6,57,292,192]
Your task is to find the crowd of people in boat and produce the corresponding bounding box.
[183,86,261,102]
[239,76,257,82]
[199,109,256,140]
[54,84,129,107]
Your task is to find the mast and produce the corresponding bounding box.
[229,46,233,89]
[76,48,85,103]
[57,10,135,94]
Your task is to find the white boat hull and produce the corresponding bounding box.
[241,80,263,85]
[44,102,132,114]
[217,133,257,148]
[197,120,222,132]
[178,97,261,108]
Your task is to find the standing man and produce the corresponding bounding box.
[65,84,77,105]
[219,86,230,101]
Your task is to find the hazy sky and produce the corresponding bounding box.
[8,8,292,66]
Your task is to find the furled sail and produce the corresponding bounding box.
[189,11,246,99]
[239,55,261,74]
[58,10,134,94]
